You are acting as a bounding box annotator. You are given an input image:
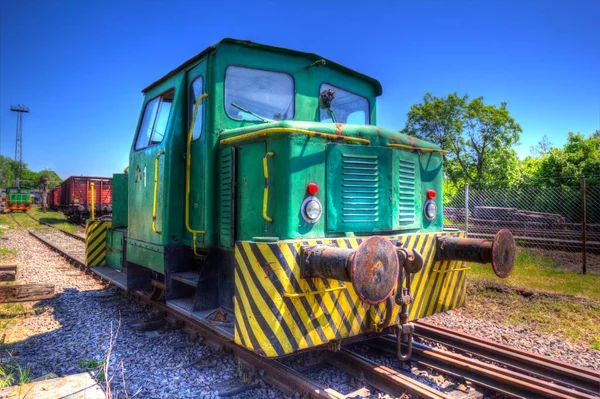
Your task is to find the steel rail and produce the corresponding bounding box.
[374,335,599,399]
[327,349,449,399]
[27,230,87,267]
[415,321,600,395]
[23,212,86,242]
[27,229,447,399]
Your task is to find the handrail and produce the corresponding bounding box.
[152,150,165,234]
[220,128,370,146]
[90,183,95,220]
[387,143,449,154]
[185,92,209,255]
[262,152,275,223]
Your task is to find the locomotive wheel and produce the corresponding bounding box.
[148,279,165,301]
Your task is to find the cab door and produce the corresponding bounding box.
[128,88,175,246]
[183,62,208,248]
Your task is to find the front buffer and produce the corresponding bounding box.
[233,230,514,358]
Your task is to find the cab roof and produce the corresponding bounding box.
[142,38,383,96]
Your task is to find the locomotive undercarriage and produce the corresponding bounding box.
[88,226,515,359]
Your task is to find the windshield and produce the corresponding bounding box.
[225,66,295,122]
[319,83,369,124]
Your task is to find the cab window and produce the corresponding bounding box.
[135,90,174,150]
[225,66,295,122]
[319,83,369,124]
[189,77,204,140]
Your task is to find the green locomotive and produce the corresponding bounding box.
[87,39,515,358]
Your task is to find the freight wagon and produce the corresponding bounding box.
[50,176,112,222]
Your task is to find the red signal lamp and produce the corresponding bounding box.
[427,189,436,199]
[307,182,319,195]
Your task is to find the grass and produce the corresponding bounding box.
[0,248,17,264]
[464,248,600,350]
[28,206,78,233]
[0,214,18,230]
[0,304,27,329]
[78,358,106,381]
[467,248,600,301]
[0,362,31,387]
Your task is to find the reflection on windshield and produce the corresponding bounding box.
[225,66,295,122]
[320,83,369,124]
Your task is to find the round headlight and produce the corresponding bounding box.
[424,200,437,221]
[301,196,322,224]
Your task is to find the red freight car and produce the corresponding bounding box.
[56,176,112,222]
[48,185,62,208]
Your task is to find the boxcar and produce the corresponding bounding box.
[56,176,112,221]
[87,39,516,360]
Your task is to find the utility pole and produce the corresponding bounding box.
[10,105,29,188]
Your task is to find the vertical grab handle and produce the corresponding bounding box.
[152,150,165,234]
[185,92,208,255]
[90,183,95,220]
[262,152,275,223]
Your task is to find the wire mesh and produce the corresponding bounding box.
[444,182,599,275]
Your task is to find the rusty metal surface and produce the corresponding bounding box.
[415,321,600,395]
[436,230,516,278]
[349,236,399,305]
[376,336,598,399]
[491,229,516,278]
[301,245,354,281]
[329,350,450,399]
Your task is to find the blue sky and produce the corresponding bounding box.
[1,0,598,179]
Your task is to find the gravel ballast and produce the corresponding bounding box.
[3,226,597,398]
[425,308,600,371]
[2,229,283,398]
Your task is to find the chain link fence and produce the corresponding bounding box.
[444,179,600,275]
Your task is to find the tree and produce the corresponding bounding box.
[0,155,62,189]
[401,93,522,188]
[528,132,600,187]
[530,135,552,157]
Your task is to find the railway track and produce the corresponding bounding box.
[10,213,86,264]
[21,211,86,242]
[371,322,600,399]
[15,215,600,398]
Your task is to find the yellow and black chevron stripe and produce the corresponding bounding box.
[233,231,467,357]
[85,220,110,267]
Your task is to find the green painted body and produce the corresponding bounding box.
[6,187,32,207]
[114,39,444,274]
[106,229,125,270]
[111,173,128,228]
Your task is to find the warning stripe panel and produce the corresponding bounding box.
[85,220,110,267]
[234,231,467,357]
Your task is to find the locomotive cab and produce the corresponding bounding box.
[90,39,515,359]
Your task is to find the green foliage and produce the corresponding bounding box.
[0,362,31,387]
[0,155,62,189]
[523,132,600,187]
[78,358,106,381]
[401,92,522,189]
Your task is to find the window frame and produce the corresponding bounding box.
[133,88,175,152]
[319,82,371,125]
[188,76,205,141]
[224,64,296,122]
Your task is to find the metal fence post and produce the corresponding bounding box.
[581,176,587,274]
[465,183,469,237]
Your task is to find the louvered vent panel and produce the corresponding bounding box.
[219,149,234,247]
[341,153,379,224]
[398,159,416,225]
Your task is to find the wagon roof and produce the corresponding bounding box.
[142,38,383,96]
